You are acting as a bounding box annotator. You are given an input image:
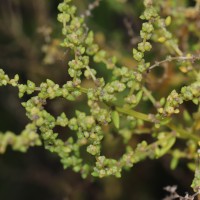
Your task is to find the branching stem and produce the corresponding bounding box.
[148,55,200,71]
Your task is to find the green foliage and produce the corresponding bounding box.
[1,0,200,192]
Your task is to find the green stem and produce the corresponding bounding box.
[75,86,88,93]
[142,86,157,106]
[85,65,97,81]
[116,106,151,122]
[167,123,200,142]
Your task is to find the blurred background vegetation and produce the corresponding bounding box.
[0,0,199,199]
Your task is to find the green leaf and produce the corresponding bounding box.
[111,111,120,129]
[170,156,179,170]
[136,90,143,104]
[156,136,176,158]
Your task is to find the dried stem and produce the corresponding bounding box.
[81,0,101,18]
[148,55,200,71]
